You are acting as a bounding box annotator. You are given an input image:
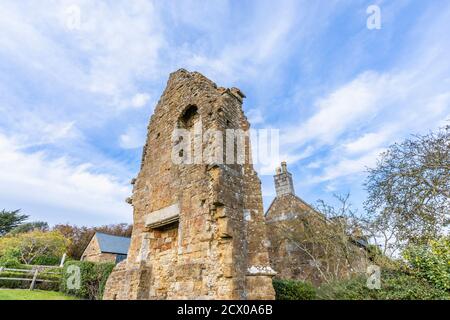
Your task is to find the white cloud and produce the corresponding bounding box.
[0,0,164,111]
[0,134,131,225]
[182,0,303,84]
[119,127,146,150]
[288,64,449,183]
[343,129,393,155]
[312,148,385,183]
[1,117,79,148]
[280,12,450,185]
[246,108,265,125]
[283,71,394,146]
[0,0,449,225]
[130,93,151,109]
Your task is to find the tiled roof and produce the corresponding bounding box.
[95,232,131,255]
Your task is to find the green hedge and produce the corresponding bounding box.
[273,279,316,300]
[316,270,450,300]
[32,256,61,266]
[0,266,61,291]
[60,261,115,300]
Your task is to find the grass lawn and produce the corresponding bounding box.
[0,289,78,300]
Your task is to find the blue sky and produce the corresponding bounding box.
[0,0,449,226]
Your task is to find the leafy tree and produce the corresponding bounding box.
[365,125,450,248]
[0,230,69,265]
[0,248,21,268]
[357,208,401,258]
[9,221,49,234]
[52,224,92,259]
[95,223,133,238]
[403,236,450,291]
[0,209,28,236]
[53,223,132,259]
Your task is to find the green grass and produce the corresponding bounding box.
[0,289,78,300]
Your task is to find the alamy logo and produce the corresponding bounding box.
[366,265,381,289]
[171,118,279,166]
[66,265,81,290]
[64,5,81,31]
[366,5,381,30]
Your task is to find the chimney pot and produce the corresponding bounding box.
[274,162,295,197]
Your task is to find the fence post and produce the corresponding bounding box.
[29,269,39,290]
[60,253,67,267]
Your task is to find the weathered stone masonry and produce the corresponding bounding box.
[266,162,368,285]
[103,69,275,300]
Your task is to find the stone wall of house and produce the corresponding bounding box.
[266,193,325,285]
[266,165,368,286]
[103,69,275,300]
[81,236,117,263]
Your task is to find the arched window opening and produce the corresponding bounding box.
[179,105,199,129]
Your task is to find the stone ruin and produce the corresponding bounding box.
[103,69,276,300]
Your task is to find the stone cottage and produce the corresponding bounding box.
[103,69,275,300]
[81,232,131,264]
[265,162,368,285]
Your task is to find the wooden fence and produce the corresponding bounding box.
[0,265,62,290]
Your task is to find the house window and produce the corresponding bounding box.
[115,254,127,264]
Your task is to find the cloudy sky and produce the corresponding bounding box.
[0,0,449,226]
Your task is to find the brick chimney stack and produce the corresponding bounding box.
[274,161,295,197]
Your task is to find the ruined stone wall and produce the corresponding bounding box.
[103,69,275,300]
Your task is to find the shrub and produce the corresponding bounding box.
[273,279,316,300]
[403,237,450,291]
[60,261,115,300]
[0,248,21,268]
[0,230,69,265]
[0,264,61,291]
[317,269,449,300]
[32,255,62,266]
